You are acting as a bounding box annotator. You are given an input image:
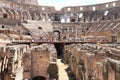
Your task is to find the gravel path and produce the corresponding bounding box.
[57,59,69,80]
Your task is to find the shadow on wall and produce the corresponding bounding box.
[32,76,46,80]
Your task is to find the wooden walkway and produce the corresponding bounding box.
[12,40,110,44]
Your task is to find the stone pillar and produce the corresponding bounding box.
[67,28,69,41]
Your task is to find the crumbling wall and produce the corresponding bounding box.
[64,44,120,80]
[23,44,58,80]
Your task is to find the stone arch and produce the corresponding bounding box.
[41,13,46,18]
[3,9,14,19]
[29,11,34,20]
[32,76,46,80]
[103,58,120,80]
[14,10,20,19]
[111,35,117,43]
[41,13,48,20]
[53,30,61,40]
[3,13,8,18]
[22,11,28,20]
[7,12,12,19]
[0,8,8,18]
[8,10,14,19]
[22,11,31,20]
[33,12,41,20]
[70,17,76,22]
[77,59,86,80]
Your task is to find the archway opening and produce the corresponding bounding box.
[111,36,117,43]
[54,43,64,57]
[53,30,60,41]
[3,13,7,18]
[32,76,46,80]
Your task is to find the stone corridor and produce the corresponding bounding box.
[57,59,69,80]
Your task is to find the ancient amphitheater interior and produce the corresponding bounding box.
[0,0,120,80]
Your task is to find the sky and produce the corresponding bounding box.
[38,0,118,10]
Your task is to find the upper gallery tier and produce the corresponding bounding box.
[0,0,119,23]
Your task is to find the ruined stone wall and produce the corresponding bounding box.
[0,0,120,42]
[25,0,38,5]
[64,44,120,80]
[2,0,38,5]
[23,44,58,80]
[31,49,50,79]
[53,20,120,42]
[0,44,28,80]
[0,0,119,24]
[0,43,57,80]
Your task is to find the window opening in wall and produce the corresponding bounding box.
[35,14,40,20]
[93,6,96,11]
[42,13,46,17]
[104,10,109,16]
[42,18,45,21]
[79,13,83,18]
[54,31,60,40]
[3,13,7,18]
[68,8,71,11]
[48,19,51,21]
[111,36,117,42]
[2,25,4,28]
[71,18,76,22]
[113,3,116,6]
[80,7,83,10]
[106,4,109,8]
[54,15,59,21]
[42,7,45,10]
[27,32,31,35]
[38,27,42,30]
[61,18,65,23]
[3,3,6,6]
[67,18,70,23]
[32,17,34,20]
